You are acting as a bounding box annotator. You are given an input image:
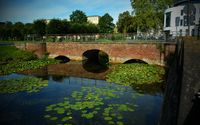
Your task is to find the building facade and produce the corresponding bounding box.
[164,0,200,37]
[87,16,100,25]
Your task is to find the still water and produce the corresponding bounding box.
[0,62,163,125]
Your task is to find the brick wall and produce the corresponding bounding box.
[47,42,176,66]
[15,42,176,66]
[15,42,47,58]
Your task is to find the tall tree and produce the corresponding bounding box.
[117,11,137,33]
[86,23,99,33]
[98,13,115,33]
[131,0,173,32]
[33,19,46,37]
[61,20,70,34]
[0,22,13,40]
[12,22,24,40]
[46,19,63,34]
[24,23,33,35]
[70,10,87,24]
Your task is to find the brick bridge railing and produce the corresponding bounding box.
[15,42,176,66]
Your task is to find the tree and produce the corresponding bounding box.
[70,10,87,24]
[98,13,115,33]
[117,11,137,33]
[130,0,173,32]
[61,20,70,34]
[0,22,5,40]
[12,22,24,40]
[86,23,99,33]
[46,19,63,34]
[0,22,13,40]
[33,19,46,38]
[24,23,33,35]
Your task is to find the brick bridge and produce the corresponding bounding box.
[15,42,176,66]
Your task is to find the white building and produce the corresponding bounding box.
[164,0,200,37]
[87,16,100,25]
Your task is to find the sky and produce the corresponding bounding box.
[0,0,133,24]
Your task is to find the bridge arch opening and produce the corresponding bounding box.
[124,59,148,64]
[54,55,70,63]
[82,49,109,73]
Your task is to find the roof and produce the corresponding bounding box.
[87,15,101,18]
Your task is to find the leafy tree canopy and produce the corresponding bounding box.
[98,13,115,33]
[24,23,34,35]
[131,0,173,32]
[117,11,137,33]
[70,10,87,24]
[46,19,64,34]
[33,19,46,37]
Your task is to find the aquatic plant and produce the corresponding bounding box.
[106,63,165,86]
[0,59,58,74]
[44,85,138,125]
[0,46,37,63]
[0,77,48,93]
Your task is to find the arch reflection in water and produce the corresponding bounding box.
[51,75,67,82]
[82,49,109,73]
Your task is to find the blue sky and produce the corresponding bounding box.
[0,0,132,24]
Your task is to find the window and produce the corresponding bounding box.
[186,29,189,35]
[180,19,183,26]
[193,8,196,15]
[165,12,171,27]
[190,15,195,25]
[180,29,182,36]
[192,29,195,36]
[181,10,183,16]
[184,16,188,26]
[175,17,180,26]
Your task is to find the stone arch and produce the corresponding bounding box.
[54,55,70,63]
[123,59,148,64]
[82,49,109,73]
[82,49,109,65]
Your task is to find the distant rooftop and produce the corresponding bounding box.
[87,15,101,17]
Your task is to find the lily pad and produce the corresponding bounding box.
[50,116,58,121]
[104,117,112,121]
[0,77,48,93]
[117,121,124,125]
[57,108,65,114]
[106,63,165,86]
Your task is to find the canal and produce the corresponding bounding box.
[0,61,164,125]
